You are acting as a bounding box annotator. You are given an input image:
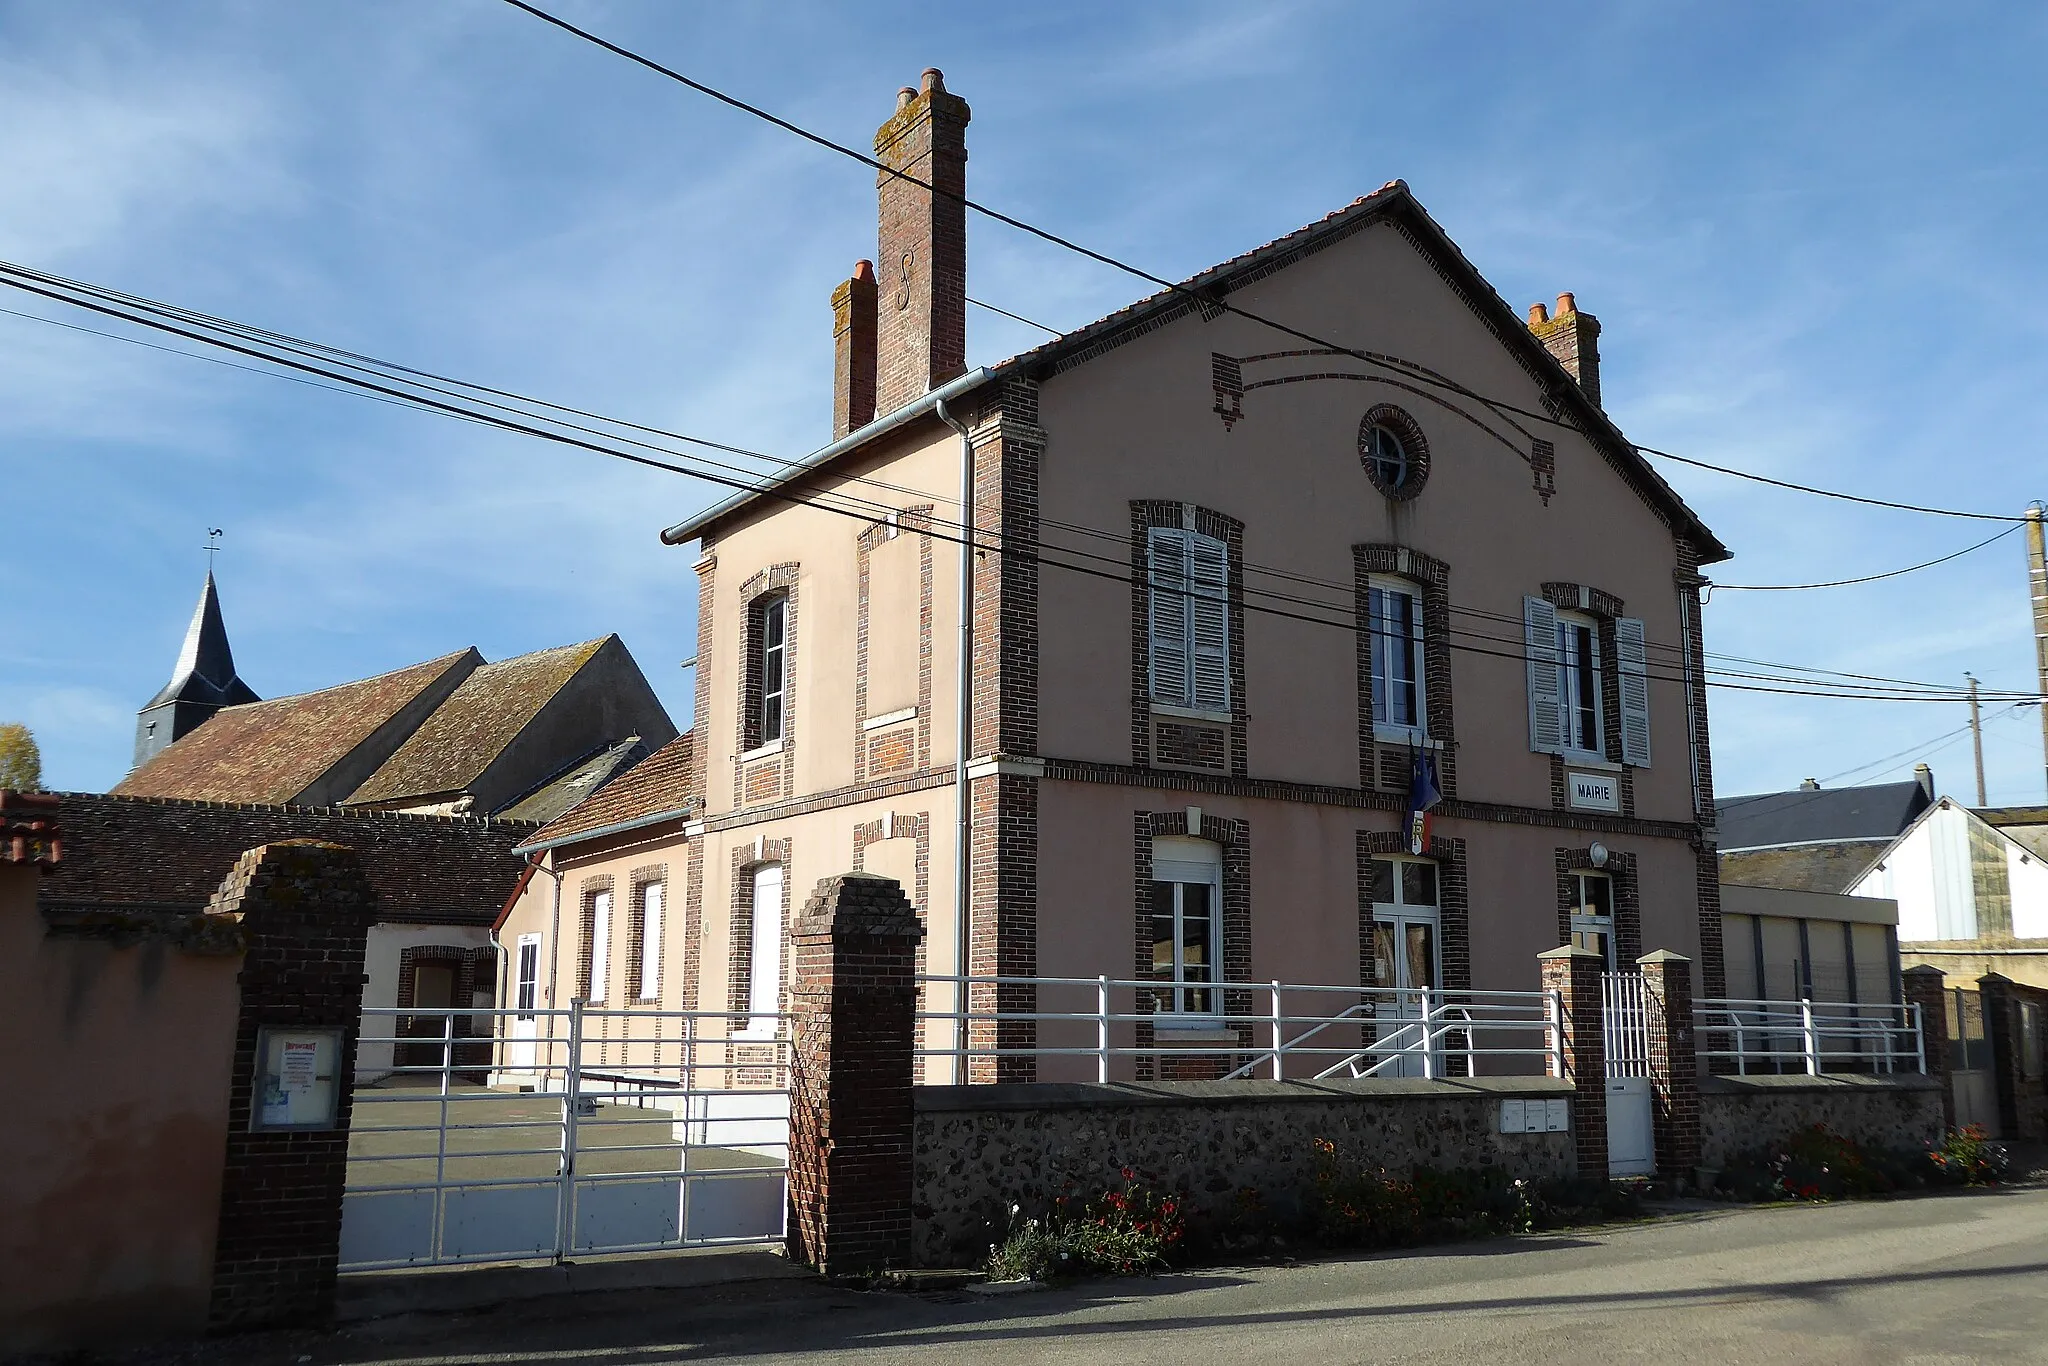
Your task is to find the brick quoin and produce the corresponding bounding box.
[786,872,922,1276]
[206,840,376,1333]
[1638,949,1702,1176]
[1539,944,1608,1177]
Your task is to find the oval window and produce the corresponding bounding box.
[1358,406,1429,500]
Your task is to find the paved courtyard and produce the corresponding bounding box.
[118,1185,2048,1365]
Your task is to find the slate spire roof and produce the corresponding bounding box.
[147,571,258,711]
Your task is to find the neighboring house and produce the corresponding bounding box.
[634,71,1734,1083]
[1716,769,1935,894]
[36,792,530,1080]
[117,576,677,817]
[494,733,695,1087]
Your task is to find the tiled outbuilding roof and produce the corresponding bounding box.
[346,639,607,807]
[517,732,693,852]
[498,737,654,824]
[114,650,478,804]
[39,791,530,926]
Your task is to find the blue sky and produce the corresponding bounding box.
[2,1,2044,802]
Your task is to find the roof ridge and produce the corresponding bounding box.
[208,647,479,708]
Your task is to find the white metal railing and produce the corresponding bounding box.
[1697,997,1925,1076]
[341,1003,790,1272]
[913,975,1563,1083]
[1602,971,1653,1079]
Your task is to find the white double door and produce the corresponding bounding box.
[1369,856,1441,1077]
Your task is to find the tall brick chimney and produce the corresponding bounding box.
[831,260,878,438]
[873,69,969,416]
[1528,292,1602,410]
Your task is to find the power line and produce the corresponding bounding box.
[9,265,2040,712]
[968,297,1060,335]
[1712,522,2026,591]
[500,1,2041,532]
[1636,447,2036,524]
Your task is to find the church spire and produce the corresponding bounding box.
[131,569,260,772]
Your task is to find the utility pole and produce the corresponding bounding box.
[1966,673,1986,806]
[2028,503,2048,803]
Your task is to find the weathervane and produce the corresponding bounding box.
[204,528,224,569]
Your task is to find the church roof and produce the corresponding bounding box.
[345,639,610,808]
[145,571,258,711]
[115,650,479,804]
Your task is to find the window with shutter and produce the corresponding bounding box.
[1615,616,1652,767]
[1188,532,1231,712]
[1523,596,1562,753]
[1146,527,1191,707]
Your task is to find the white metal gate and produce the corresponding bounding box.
[339,1004,790,1271]
[1600,972,1657,1177]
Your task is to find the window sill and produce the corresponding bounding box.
[862,706,918,732]
[1373,726,1442,748]
[1150,702,1232,724]
[740,739,786,763]
[1561,752,1620,772]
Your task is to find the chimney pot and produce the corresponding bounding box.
[852,258,874,283]
[1555,291,1576,315]
[1799,778,1820,790]
[896,86,916,111]
[1531,290,1601,410]
[921,68,945,95]
[1527,302,1549,325]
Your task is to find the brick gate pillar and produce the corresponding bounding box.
[205,841,377,1333]
[787,872,923,1276]
[1538,945,1607,1177]
[1978,973,2020,1139]
[1901,965,1954,1132]
[1638,950,1701,1177]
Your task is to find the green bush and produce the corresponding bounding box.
[1718,1122,2007,1201]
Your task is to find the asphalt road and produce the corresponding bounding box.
[129,1186,2048,1365]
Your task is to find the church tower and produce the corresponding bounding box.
[131,571,259,771]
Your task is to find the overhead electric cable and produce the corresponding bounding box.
[1635,447,2035,523]
[1711,523,2026,591]
[968,297,1061,335]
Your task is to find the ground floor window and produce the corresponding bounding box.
[1149,836,1221,1015]
[1569,870,1616,969]
[1368,855,1440,993]
[741,863,785,1037]
[515,934,540,1018]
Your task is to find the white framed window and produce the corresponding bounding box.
[1524,596,1651,765]
[1148,836,1222,1016]
[742,863,784,1037]
[587,889,612,1004]
[515,933,540,1020]
[1367,855,1441,994]
[1147,524,1230,713]
[637,881,664,1002]
[1368,577,1426,735]
[752,595,788,746]
[1569,870,1616,969]
[1557,612,1603,757]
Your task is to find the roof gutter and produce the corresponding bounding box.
[512,804,693,856]
[659,367,998,546]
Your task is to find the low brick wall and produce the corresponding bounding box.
[1698,1074,1946,1170]
[912,1077,1576,1268]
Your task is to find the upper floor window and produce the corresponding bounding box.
[1359,405,1430,500]
[750,594,788,747]
[1556,612,1603,756]
[1147,527,1230,712]
[1523,595,1651,766]
[1367,579,1425,735]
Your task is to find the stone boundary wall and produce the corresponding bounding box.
[912,1077,1576,1268]
[1698,1074,1945,1170]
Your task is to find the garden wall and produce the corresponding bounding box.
[912,1076,1576,1267]
[1698,1074,1945,1171]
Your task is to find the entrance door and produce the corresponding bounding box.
[508,934,542,1080]
[1369,856,1441,1077]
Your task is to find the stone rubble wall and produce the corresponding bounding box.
[1698,1074,1945,1170]
[912,1077,1576,1268]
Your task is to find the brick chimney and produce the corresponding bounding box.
[873,69,970,416]
[831,260,878,438]
[1527,292,1602,410]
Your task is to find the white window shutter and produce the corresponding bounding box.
[1524,595,1562,754]
[1189,532,1231,712]
[1147,528,1191,706]
[1615,616,1652,767]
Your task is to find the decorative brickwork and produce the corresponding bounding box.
[691,547,716,815]
[727,839,793,1030]
[1541,580,1626,620]
[1639,949,1701,1175]
[1554,846,1642,967]
[1358,403,1430,500]
[970,379,1044,761]
[1131,809,1252,1081]
[205,840,376,1332]
[1529,437,1556,505]
[735,564,799,809]
[1129,500,1246,776]
[1901,965,1955,1131]
[785,872,923,1275]
[1353,544,1456,797]
[1154,720,1226,771]
[854,507,935,781]
[1979,973,2048,1141]
[1538,944,1608,1176]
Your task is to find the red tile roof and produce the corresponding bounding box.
[114,651,477,804]
[347,640,607,806]
[519,732,693,851]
